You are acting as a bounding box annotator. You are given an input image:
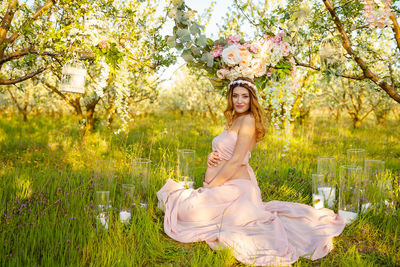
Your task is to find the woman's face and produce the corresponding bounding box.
[232,86,250,114]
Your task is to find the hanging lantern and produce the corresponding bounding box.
[60,59,87,94]
[319,34,343,69]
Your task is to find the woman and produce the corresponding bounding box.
[157,77,345,266]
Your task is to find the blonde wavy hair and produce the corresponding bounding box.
[224,77,267,143]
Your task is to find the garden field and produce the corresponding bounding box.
[0,113,399,266]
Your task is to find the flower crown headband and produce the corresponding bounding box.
[228,79,259,98]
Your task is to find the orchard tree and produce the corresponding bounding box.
[0,0,175,133]
[216,0,400,105]
[156,66,225,122]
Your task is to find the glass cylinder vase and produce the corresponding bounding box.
[347,149,365,168]
[312,174,324,209]
[361,160,385,213]
[119,184,135,224]
[317,156,337,208]
[339,165,362,225]
[94,160,115,192]
[177,149,195,187]
[95,190,110,229]
[131,158,151,188]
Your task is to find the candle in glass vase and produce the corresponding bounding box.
[98,212,109,229]
[338,210,358,225]
[318,187,336,207]
[119,210,131,223]
[313,194,324,209]
[361,202,372,213]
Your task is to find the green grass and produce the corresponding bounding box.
[0,113,399,266]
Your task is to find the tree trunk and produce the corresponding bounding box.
[22,110,28,122]
[375,112,388,125]
[335,108,341,122]
[353,118,361,128]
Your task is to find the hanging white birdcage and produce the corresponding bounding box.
[319,34,343,67]
[60,59,87,94]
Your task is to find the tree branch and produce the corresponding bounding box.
[6,0,56,45]
[322,0,400,104]
[7,87,23,112]
[44,81,83,116]
[0,65,51,85]
[0,49,61,65]
[0,0,18,47]
[389,11,400,51]
[294,57,365,80]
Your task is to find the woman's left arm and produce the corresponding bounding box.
[206,116,255,187]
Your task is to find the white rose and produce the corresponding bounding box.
[172,0,184,7]
[238,66,254,79]
[216,68,230,79]
[261,39,274,54]
[167,8,177,18]
[222,45,242,66]
[239,49,252,67]
[270,46,282,66]
[226,67,241,80]
[251,58,267,77]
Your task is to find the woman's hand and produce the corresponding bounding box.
[207,151,222,168]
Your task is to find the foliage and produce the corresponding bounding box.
[165,0,295,91]
[0,113,399,265]
[154,66,225,121]
[0,0,176,133]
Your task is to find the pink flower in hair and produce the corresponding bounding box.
[227,34,241,44]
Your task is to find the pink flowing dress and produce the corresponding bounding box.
[157,130,345,266]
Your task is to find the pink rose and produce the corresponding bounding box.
[216,68,230,79]
[267,67,273,77]
[280,42,291,56]
[227,34,241,44]
[98,40,110,49]
[273,34,282,44]
[210,45,223,58]
[249,42,261,53]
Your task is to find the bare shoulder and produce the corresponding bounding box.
[238,114,255,132]
[239,114,255,126]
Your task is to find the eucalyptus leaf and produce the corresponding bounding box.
[196,35,207,47]
[190,46,201,57]
[215,37,226,46]
[176,42,184,50]
[181,49,194,62]
[190,23,201,35]
[177,28,191,42]
[166,35,176,48]
[206,53,214,67]
[200,53,208,63]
